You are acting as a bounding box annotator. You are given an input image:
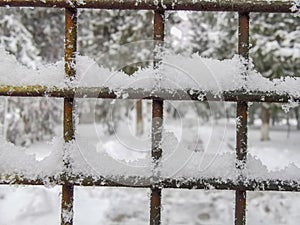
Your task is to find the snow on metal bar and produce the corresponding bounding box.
[0,0,294,12]
[0,48,300,100]
[0,86,298,103]
[2,174,300,192]
[1,135,300,191]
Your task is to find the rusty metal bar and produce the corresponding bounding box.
[0,85,298,103]
[150,97,163,225]
[150,9,165,225]
[4,175,300,192]
[61,6,77,225]
[0,0,294,12]
[238,12,250,61]
[235,11,250,225]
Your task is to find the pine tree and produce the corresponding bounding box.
[185,11,300,138]
[0,8,63,145]
[77,9,154,135]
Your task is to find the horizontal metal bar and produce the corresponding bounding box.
[0,85,298,103]
[2,174,300,192]
[0,0,294,12]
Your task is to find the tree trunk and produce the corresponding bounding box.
[261,103,270,141]
[295,107,300,130]
[248,105,255,125]
[136,100,143,136]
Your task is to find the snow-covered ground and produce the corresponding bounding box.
[0,109,300,225]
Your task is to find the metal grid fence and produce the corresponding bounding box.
[0,1,298,225]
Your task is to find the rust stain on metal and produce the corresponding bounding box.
[150,10,165,225]
[235,11,250,225]
[4,175,300,192]
[65,7,77,80]
[0,85,297,103]
[153,10,165,42]
[150,187,162,225]
[61,184,74,225]
[153,9,164,69]
[235,190,247,225]
[61,6,77,225]
[236,101,248,163]
[151,99,164,161]
[238,11,250,60]
[63,99,74,142]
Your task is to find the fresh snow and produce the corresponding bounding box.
[0,113,299,183]
[0,137,64,180]
[0,48,299,98]
[3,184,300,225]
[0,48,65,87]
[0,46,299,224]
[291,0,300,14]
[0,46,299,181]
[0,118,300,224]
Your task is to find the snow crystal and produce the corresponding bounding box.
[62,206,73,224]
[76,0,86,5]
[153,0,159,6]
[282,99,300,113]
[291,0,300,15]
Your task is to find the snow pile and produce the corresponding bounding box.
[132,54,246,93]
[244,154,300,181]
[0,48,299,183]
[69,123,300,184]
[76,52,300,98]
[75,53,245,93]
[68,136,153,182]
[246,71,300,96]
[0,137,64,182]
[2,184,300,225]
[0,121,299,185]
[0,48,299,98]
[68,139,300,185]
[0,48,64,87]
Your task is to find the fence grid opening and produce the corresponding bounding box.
[0,1,298,225]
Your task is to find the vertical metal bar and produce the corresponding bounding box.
[238,12,250,60]
[61,6,77,225]
[150,9,164,225]
[235,11,249,225]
